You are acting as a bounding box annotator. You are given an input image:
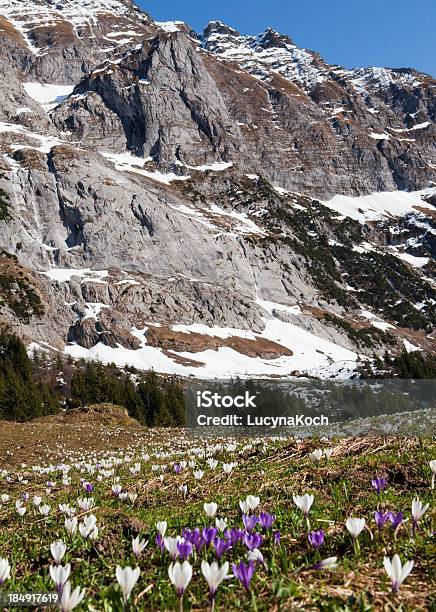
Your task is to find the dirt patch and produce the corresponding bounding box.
[147,325,293,359]
[0,404,146,468]
[0,16,28,47]
[161,350,205,368]
[413,205,436,220]
[303,305,370,330]
[38,403,139,426]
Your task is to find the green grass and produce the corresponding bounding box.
[0,421,434,611]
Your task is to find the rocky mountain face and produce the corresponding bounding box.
[0,0,434,379]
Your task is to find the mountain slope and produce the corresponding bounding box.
[0,0,434,378]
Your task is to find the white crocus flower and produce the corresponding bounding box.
[78,514,98,539]
[33,496,42,507]
[193,470,204,480]
[77,498,94,512]
[324,448,334,461]
[168,561,192,596]
[115,566,140,605]
[0,558,11,584]
[50,540,67,564]
[315,557,338,570]
[411,497,429,525]
[39,504,51,516]
[346,517,366,554]
[201,560,229,597]
[204,502,218,518]
[384,554,413,593]
[156,521,167,537]
[222,463,234,475]
[346,517,366,539]
[164,536,183,560]
[239,499,250,514]
[132,536,148,558]
[49,563,71,590]
[215,518,227,532]
[1,494,9,504]
[310,449,323,461]
[64,517,78,537]
[293,494,314,517]
[245,495,260,511]
[247,548,264,564]
[430,460,436,489]
[59,581,85,612]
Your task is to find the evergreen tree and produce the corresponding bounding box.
[0,327,60,421]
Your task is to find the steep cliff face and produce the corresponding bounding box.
[0,0,434,379]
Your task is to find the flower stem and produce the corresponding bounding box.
[353,537,360,557]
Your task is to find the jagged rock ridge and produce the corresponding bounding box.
[0,0,434,379]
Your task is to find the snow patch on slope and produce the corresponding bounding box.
[350,67,422,92]
[321,188,436,223]
[0,121,63,153]
[156,21,184,33]
[64,303,357,380]
[100,151,191,185]
[23,82,74,111]
[42,268,109,283]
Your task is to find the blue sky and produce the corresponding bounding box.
[137,0,435,76]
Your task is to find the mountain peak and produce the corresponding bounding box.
[256,27,294,48]
[203,20,240,38]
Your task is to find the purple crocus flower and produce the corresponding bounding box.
[274,531,281,546]
[232,561,255,591]
[213,537,232,559]
[242,514,259,532]
[182,528,203,552]
[374,510,389,530]
[155,533,165,552]
[202,527,218,548]
[259,512,275,530]
[173,463,182,474]
[372,477,387,495]
[177,539,193,560]
[388,511,403,530]
[85,482,94,493]
[308,529,324,549]
[243,532,263,550]
[227,528,245,546]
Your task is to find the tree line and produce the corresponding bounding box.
[0,327,184,425]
